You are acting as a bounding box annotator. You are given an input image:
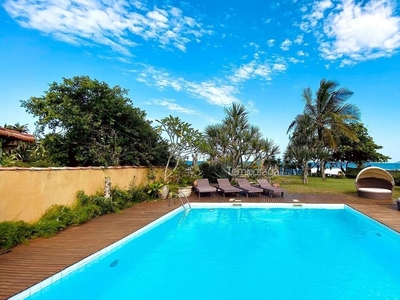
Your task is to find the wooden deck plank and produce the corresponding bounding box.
[1,193,399,299]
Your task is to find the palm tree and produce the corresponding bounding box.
[4,123,29,133]
[301,79,360,180]
[287,114,317,183]
[201,103,280,179]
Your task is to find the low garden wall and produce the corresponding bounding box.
[0,166,161,223]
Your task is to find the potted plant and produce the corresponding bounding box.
[146,181,169,200]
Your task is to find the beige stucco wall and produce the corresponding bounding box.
[0,166,163,223]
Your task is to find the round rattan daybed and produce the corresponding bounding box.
[355,167,394,200]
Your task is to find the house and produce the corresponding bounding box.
[0,126,35,153]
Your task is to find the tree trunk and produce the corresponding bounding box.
[302,162,308,184]
[321,160,327,181]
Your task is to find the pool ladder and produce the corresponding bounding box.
[169,192,191,211]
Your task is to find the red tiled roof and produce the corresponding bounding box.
[0,127,35,143]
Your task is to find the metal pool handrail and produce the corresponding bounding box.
[168,192,191,210]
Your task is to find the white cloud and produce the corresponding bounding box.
[136,64,239,106]
[288,57,301,63]
[321,0,400,62]
[245,100,259,114]
[299,0,400,65]
[280,38,292,50]
[298,21,311,33]
[272,63,287,71]
[3,0,212,55]
[339,59,357,67]
[249,42,260,48]
[229,61,272,83]
[317,0,334,11]
[267,39,275,47]
[297,50,309,56]
[294,34,304,44]
[304,0,334,28]
[186,82,239,106]
[153,99,198,114]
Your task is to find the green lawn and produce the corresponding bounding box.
[275,175,400,200]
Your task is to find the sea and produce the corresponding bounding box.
[187,161,400,171]
[347,162,400,171]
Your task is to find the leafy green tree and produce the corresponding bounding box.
[20,76,169,167]
[290,79,360,180]
[155,115,202,182]
[201,103,280,178]
[331,123,390,168]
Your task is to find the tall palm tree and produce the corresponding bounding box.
[201,103,280,179]
[301,79,360,180]
[4,123,29,133]
[287,114,317,183]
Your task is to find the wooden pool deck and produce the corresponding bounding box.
[1,192,400,299]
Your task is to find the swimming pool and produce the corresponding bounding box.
[14,204,400,299]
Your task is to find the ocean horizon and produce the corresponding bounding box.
[187,161,400,171]
[353,162,400,171]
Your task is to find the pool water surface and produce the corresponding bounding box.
[18,204,400,299]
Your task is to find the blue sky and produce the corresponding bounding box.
[1,0,399,162]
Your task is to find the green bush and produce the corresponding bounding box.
[392,172,400,186]
[32,220,67,238]
[112,187,132,210]
[77,191,114,214]
[32,205,75,237]
[128,187,148,203]
[71,204,102,224]
[76,191,91,206]
[0,221,33,249]
[40,205,74,225]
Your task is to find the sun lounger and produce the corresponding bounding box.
[194,178,217,198]
[216,179,241,198]
[236,178,263,198]
[255,179,286,197]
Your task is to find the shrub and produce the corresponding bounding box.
[77,191,114,214]
[392,172,400,186]
[111,187,132,211]
[77,191,91,206]
[71,204,102,224]
[128,188,148,203]
[32,220,67,238]
[33,205,75,238]
[40,205,74,225]
[0,221,33,249]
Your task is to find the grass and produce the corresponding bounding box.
[275,175,400,200]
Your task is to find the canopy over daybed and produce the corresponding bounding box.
[355,167,394,200]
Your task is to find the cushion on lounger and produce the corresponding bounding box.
[357,188,392,194]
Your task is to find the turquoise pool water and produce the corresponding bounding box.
[22,205,400,299]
